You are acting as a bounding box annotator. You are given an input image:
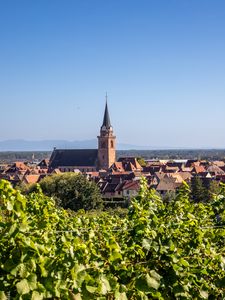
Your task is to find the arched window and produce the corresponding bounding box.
[111,140,114,148]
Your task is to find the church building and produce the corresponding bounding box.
[48,100,116,172]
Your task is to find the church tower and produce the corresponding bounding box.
[98,96,116,170]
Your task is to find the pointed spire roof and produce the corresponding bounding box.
[102,93,111,129]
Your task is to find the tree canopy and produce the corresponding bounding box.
[39,173,103,211]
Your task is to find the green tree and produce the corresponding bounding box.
[190,176,207,202]
[162,190,176,203]
[39,173,103,211]
[206,180,220,202]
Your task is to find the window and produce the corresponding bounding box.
[111,140,114,148]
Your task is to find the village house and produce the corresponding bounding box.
[2,155,225,201]
[1,99,225,202]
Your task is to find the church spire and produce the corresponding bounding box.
[102,93,111,129]
[98,93,116,170]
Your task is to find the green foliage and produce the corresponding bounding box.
[206,180,220,202]
[1,178,225,299]
[190,176,221,204]
[162,190,176,203]
[39,173,103,211]
[191,176,207,202]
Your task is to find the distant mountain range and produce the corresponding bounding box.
[0,139,153,151]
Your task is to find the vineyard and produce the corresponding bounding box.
[0,178,225,299]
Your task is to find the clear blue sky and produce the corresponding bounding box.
[0,0,225,148]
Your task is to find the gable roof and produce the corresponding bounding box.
[207,165,225,175]
[5,161,29,173]
[213,161,225,167]
[193,165,206,174]
[38,159,49,168]
[156,177,180,192]
[122,180,140,191]
[23,174,41,184]
[117,157,142,170]
[112,162,124,172]
[49,149,98,168]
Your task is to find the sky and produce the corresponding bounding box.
[0,0,225,148]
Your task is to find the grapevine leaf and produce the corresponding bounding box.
[16,279,30,295]
[0,292,7,300]
[200,290,208,299]
[99,276,111,295]
[6,201,13,211]
[146,274,160,290]
[150,270,161,281]
[109,250,122,261]
[142,238,151,251]
[27,274,38,290]
[180,258,189,267]
[115,291,128,300]
[86,285,97,293]
[31,291,43,300]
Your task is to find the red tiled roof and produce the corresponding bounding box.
[23,175,40,184]
[193,166,206,174]
[122,180,140,191]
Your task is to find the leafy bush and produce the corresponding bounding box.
[0,179,225,299]
[39,173,103,211]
